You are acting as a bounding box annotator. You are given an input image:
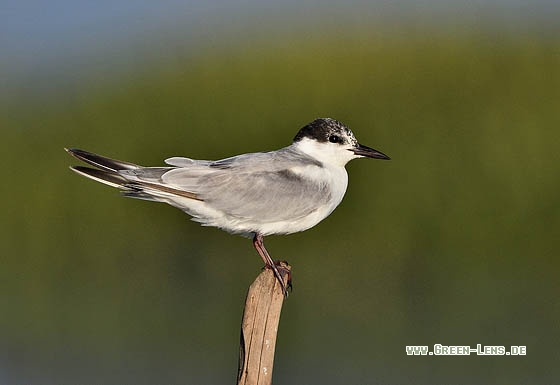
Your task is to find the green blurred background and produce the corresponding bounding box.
[2,2,559,384]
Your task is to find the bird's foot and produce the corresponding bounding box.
[263,260,292,297]
[275,260,293,294]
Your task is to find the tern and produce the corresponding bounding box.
[66,118,390,295]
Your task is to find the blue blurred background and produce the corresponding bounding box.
[1,1,559,384]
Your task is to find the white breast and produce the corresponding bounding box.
[255,164,348,235]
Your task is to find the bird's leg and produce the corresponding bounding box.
[252,233,290,296]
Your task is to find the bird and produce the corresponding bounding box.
[66,118,390,295]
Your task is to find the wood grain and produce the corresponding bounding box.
[237,262,291,385]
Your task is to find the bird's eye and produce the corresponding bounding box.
[329,135,340,143]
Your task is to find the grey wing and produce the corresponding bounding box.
[196,169,331,223]
[161,149,330,223]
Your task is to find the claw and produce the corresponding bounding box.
[275,260,292,295]
[262,261,290,296]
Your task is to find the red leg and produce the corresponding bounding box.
[252,233,289,296]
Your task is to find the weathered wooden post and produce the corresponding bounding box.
[237,262,291,385]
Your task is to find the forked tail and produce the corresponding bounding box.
[65,148,139,189]
[65,148,201,201]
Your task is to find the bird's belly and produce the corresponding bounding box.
[256,204,338,235]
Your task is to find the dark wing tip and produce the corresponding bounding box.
[69,165,128,189]
[65,147,140,171]
[65,147,94,163]
[65,147,96,161]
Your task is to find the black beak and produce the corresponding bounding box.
[351,143,390,160]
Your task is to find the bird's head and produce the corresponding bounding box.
[293,118,390,167]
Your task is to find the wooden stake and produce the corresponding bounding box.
[237,262,291,385]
